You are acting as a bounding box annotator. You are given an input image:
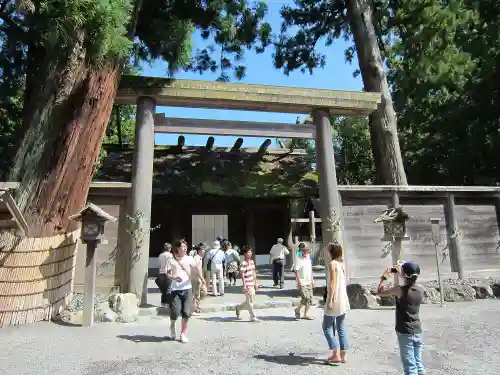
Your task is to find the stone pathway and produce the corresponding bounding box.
[143,277,327,315]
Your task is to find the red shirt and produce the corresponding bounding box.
[240,260,256,289]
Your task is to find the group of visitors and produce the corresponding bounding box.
[156,236,426,375]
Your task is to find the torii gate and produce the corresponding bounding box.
[115,76,381,304]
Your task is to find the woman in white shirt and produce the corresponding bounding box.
[166,239,199,343]
[323,242,350,365]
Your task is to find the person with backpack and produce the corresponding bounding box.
[207,240,226,296]
[224,242,241,286]
[269,238,290,289]
[376,261,425,375]
[156,242,172,307]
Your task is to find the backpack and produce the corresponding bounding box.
[207,249,221,272]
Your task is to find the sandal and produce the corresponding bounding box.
[324,357,342,366]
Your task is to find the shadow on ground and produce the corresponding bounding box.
[254,353,325,366]
[201,316,298,323]
[117,334,170,343]
[51,319,82,328]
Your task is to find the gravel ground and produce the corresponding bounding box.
[0,300,499,375]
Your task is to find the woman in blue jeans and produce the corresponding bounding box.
[376,261,425,375]
[322,242,350,365]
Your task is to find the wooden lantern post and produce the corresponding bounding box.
[374,207,410,285]
[69,203,116,327]
[430,218,445,307]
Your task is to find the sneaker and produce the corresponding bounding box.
[179,333,188,343]
[235,306,241,319]
[170,325,176,340]
[251,317,260,322]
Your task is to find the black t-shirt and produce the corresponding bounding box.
[395,284,424,334]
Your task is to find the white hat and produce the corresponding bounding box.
[212,240,221,249]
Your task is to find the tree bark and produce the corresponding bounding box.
[347,0,408,185]
[9,34,120,237]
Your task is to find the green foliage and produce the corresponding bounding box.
[26,0,134,65]
[274,0,348,75]
[332,116,375,185]
[274,0,500,186]
[97,103,136,167]
[387,0,500,185]
[0,0,272,180]
[134,0,271,80]
[278,115,375,185]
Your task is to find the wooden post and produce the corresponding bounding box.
[495,197,500,236]
[391,191,402,265]
[308,210,317,263]
[83,241,97,327]
[292,235,299,268]
[390,191,402,285]
[337,192,350,283]
[245,205,255,261]
[430,218,445,307]
[444,193,464,278]
[128,96,156,305]
[313,108,342,255]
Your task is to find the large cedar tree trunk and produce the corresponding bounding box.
[9,35,120,237]
[347,0,408,185]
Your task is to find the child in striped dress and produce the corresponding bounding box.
[235,246,260,322]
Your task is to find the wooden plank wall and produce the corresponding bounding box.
[312,204,500,280]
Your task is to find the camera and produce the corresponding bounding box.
[390,267,398,273]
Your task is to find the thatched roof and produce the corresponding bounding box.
[95,146,318,198]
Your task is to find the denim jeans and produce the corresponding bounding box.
[322,314,349,351]
[397,332,425,375]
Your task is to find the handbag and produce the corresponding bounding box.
[155,273,171,295]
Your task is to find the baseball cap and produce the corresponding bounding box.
[216,236,223,241]
[401,261,420,277]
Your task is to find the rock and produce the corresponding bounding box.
[422,287,441,304]
[438,285,476,302]
[490,283,500,298]
[346,284,380,309]
[470,283,494,299]
[95,301,117,322]
[57,310,83,325]
[109,293,139,323]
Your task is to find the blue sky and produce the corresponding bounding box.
[143,0,362,148]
